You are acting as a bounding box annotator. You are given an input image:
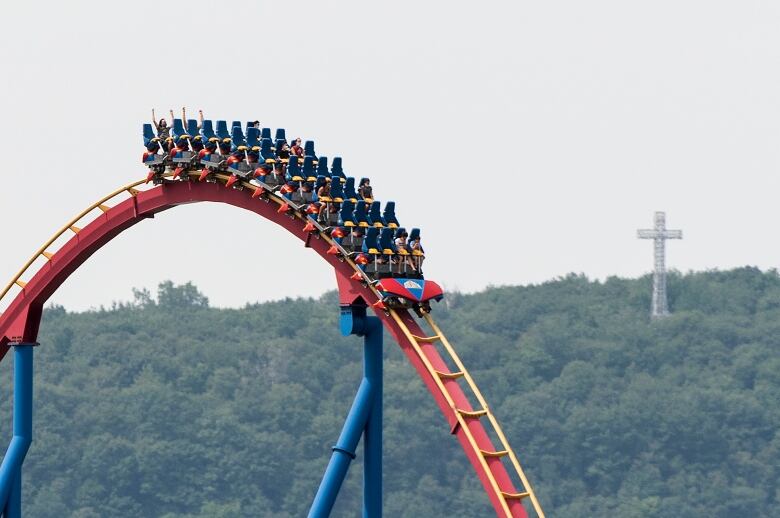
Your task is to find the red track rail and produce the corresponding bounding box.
[0,179,537,517]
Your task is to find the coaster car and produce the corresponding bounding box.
[375,278,443,315]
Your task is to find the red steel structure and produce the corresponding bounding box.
[0,172,544,517]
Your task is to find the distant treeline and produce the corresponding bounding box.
[3,269,777,517]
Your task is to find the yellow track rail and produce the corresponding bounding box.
[388,308,545,517]
[0,175,169,310]
[0,170,544,517]
[0,170,338,311]
[424,314,546,517]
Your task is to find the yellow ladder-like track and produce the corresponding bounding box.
[0,176,165,310]
[387,309,545,517]
[424,314,545,517]
[0,171,295,308]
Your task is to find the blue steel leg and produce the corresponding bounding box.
[0,344,34,517]
[362,317,382,518]
[4,468,20,518]
[309,306,383,517]
[308,379,374,518]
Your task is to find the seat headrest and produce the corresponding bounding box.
[246,127,261,149]
[143,123,156,143]
[201,120,216,140]
[186,119,199,137]
[172,118,187,138]
[215,120,230,140]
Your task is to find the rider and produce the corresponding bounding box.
[152,108,175,140]
[291,138,304,157]
[358,178,373,202]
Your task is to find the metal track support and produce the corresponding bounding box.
[0,343,35,518]
[309,304,382,517]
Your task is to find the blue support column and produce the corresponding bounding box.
[362,316,382,518]
[308,379,374,517]
[4,470,20,518]
[308,305,382,518]
[0,343,35,518]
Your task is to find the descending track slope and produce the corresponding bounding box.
[0,173,544,518]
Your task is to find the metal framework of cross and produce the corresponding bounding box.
[637,211,682,318]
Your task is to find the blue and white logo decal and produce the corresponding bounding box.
[402,279,424,301]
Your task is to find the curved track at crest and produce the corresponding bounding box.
[0,172,544,518]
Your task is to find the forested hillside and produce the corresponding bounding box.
[3,268,779,517]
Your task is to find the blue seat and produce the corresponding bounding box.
[186,119,200,138]
[188,122,204,150]
[344,177,358,202]
[383,201,399,228]
[201,120,217,142]
[246,127,261,151]
[231,121,243,147]
[331,157,347,183]
[168,119,194,166]
[302,156,317,182]
[260,127,272,141]
[216,120,231,142]
[339,200,356,227]
[231,126,247,151]
[409,228,424,258]
[362,227,381,255]
[354,201,370,228]
[226,126,248,174]
[287,156,303,182]
[143,123,162,164]
[330,175,345,202]
[172,118,187,139]
[260,138,276,163]
[316,157,329,178]
[368,201,385,228]
[170,120,191,157]
[304,140,316,159]
[379,228,397,255]
[331,157,344,175]
[143,124,157,144]
[274,128,286,142]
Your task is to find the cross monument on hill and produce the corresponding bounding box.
[637,211,682,318]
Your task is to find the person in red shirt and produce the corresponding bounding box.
[291,138,304,157]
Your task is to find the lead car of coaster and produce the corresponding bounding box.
[375,277,443,317]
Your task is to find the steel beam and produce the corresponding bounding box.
[309,305,383,517]
[0,343,35,517]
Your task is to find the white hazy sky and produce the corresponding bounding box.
[1,1,779,311]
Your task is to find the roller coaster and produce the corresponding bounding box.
[0,119,545,517]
